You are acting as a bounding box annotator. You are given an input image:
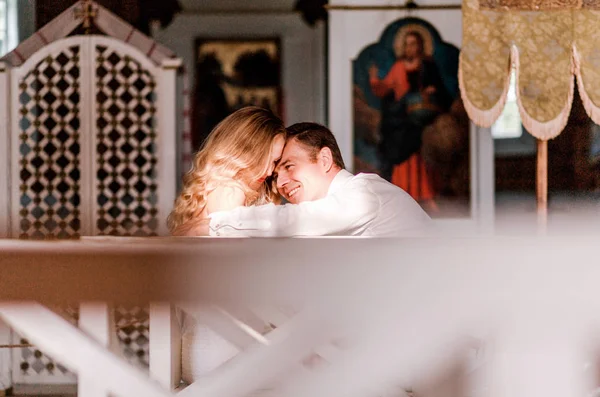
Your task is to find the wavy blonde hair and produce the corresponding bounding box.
[168,106,286,234]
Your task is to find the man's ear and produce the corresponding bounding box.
[318,147,334,172]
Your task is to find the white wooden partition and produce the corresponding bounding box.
[2,35,179,239]
[0,236,600,397]
[0,33,180,390]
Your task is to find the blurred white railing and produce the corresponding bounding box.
[0,236,599,397]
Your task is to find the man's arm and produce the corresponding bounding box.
[208,185,380,237]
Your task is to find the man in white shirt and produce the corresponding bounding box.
[208,122,431,237]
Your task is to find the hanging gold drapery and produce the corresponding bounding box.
[459,0,600,140]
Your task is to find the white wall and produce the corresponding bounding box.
[152,12,326,127]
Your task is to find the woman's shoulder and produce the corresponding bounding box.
[205,184,246,214]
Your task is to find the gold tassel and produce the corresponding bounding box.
[573,44,600,125]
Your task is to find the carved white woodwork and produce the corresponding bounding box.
[1,236,600,397]
[1,35,179,239]
[78,302,114,397]
[0,3,182,388]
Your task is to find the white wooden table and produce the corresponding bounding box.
[0,236,599,397]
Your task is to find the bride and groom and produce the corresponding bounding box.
[168,106,430,237]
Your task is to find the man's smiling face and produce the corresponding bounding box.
[274,138,331,204]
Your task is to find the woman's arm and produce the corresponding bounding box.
[172,185,246,237]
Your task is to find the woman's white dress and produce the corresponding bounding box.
[180,313,240,384]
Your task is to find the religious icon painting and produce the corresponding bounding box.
[353,17,471,218]
[191,38,282,152]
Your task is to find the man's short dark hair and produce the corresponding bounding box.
[285,122,346,169]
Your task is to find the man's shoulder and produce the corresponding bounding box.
[352,172,387,184]
[330,171,379,198]
[346,172,398,195]
[352,173,418,199]
[343,171,421,200]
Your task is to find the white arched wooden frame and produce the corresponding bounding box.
[2,35,180,238]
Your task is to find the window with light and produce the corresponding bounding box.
[492,69,523,139]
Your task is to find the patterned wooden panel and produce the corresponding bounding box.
[14,305,151,382]
[115,305,150,368]
[13,306,78,383]
[95,44,159,236]
[18,45,82,240]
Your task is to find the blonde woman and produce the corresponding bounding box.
[168,106,286,384]
[168,106,286,236]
